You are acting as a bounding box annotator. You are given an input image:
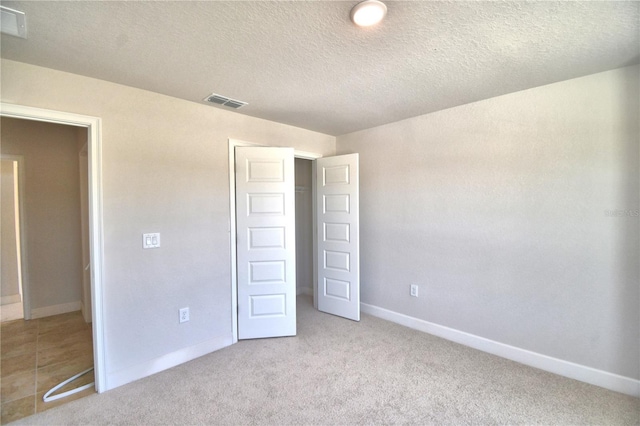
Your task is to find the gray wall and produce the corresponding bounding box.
[1,118,84,312]
[295,158,313,295]
[336,65,639,380]
[4,57,636,388]
[1,159,21,304]
[1,59,336,386]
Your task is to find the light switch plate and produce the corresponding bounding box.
[143,233,160,249]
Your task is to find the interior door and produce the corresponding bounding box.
[236,146,297,339]
[316,153,360,321]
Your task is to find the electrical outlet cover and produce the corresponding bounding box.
[179,307,189,323]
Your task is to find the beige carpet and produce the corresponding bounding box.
[12,296,639,425]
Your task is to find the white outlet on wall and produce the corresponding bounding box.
[179,307,189,323]
[410,284,419,297]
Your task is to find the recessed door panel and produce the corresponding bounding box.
[249,261,286,285]
[324,194,350,214]
[324,223,350,243]
[324,250,350,272]
[250,294,286,317]
[323,164,350,185]
[248,227,285,249]
[324,278,350,301]
[248,193,285,215]
[247,159,285,182]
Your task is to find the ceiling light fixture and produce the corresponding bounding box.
[350,0,387,27]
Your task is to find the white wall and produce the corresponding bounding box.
[295,158,313,295]
[1,59,336,389]
[1,118,84,313]
[1,159,21,304]
[337,65,640,381]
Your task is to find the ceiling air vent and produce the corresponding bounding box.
[204,93,247,109]
[0,6,27,39]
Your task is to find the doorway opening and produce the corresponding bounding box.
[1,155,24,322]
[0,104,105,401]
[229,139,360,341]
[294,158,314,299]
[1,119,92,322]
[0,116,96,421]
[228,140,322,342]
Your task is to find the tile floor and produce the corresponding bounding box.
[1,311,94,424]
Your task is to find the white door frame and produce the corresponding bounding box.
[0,103,106,393]
[79,145,92,324]
[228,138,321,342]
[1,154,28,319]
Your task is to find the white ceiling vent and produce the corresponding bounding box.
[204,93,247,109]
[1,6,27,39]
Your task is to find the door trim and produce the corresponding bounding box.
[0,103,106,394]
[228,138,321,343]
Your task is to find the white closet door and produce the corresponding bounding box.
[236,147,296,339]
[315,153,360,321]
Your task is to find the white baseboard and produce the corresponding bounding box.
[1,302,24,322]
[31,301,81,319]
[1,294,22,305]
[106,335,233,391]
[361,302,640,398]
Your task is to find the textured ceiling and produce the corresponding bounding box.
[1,1,638,136]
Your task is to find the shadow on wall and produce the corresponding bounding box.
[295,157,313,296]
[613,66,640,378]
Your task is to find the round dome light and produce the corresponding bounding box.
[350,0,387,27]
